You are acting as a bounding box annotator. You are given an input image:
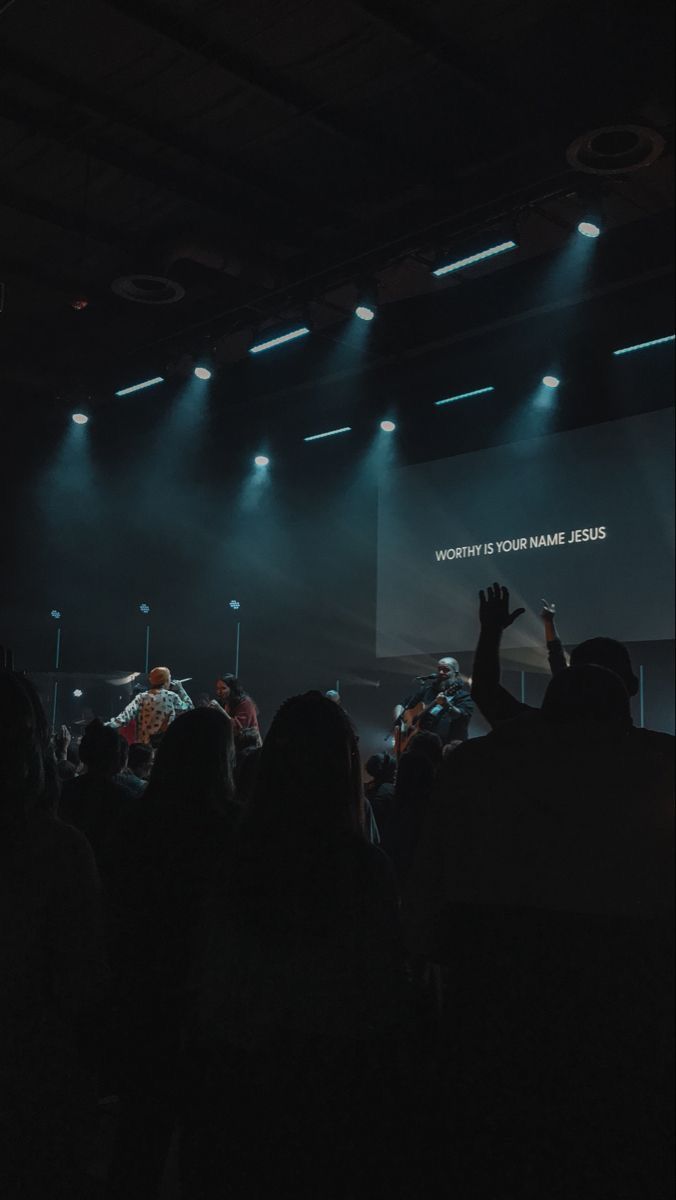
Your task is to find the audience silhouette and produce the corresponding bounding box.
[0,606,673,1199]
[180,692,407,1199]
[0,664,108,1199]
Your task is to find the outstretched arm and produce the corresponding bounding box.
[471,583,527,727]
[170,680,194,712]
[107,693,141,730]
[540,599,567,676]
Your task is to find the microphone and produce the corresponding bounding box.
[175,677,192,684]
[415,672,438,681]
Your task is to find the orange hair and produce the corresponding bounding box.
[148,666,171,688]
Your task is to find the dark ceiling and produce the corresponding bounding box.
[0,0,674,414]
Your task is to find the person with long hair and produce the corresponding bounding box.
[180,692,408,1200]
[212,672,260,742]
[109,707,241,1200]
[0,661,108,1198]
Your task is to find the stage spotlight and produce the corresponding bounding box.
[577,220,601,238]
[71,413,89,424]
[380,420,396,432]
[249,326,310,354]
[194,366,212,380]
[435,386,495,407]
[355,304,376,322]
[229,600,241,611]
[433,240,517,277]
[139,602,150,614]
[115,376,164,396]
[303,426,351,443]
[73,688,83,698]
[613,334,675,356]
[254,455,270,467]
[542,375,560,389]
[50,609,61,620]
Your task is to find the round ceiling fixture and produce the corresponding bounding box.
[566,125,665,175]
[111,274,186,305]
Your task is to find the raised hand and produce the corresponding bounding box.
[478,582,526,631]
[539,597,558,642]
[54,724,72,759]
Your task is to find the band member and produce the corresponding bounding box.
[107,666,193,745]
[394,656,473,751]
[212,673,260,739]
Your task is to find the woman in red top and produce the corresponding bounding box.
[213,674,261,743]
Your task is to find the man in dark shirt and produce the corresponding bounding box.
[396,657,474,748]
[405,663,674,1199]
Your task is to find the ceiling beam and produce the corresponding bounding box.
[0,255,95,299]
[0,88,310,242]
[100,0,436,186]
[0,46,338,236]
[0,173,125,246]
[350,0,510,104]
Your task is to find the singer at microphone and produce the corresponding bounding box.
[106,665,194,745]
[393,656,474,749]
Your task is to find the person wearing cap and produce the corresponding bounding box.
[107,666,193,745]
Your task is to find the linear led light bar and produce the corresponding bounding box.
[115,376,164,396]
[303,426,352,443]
[249,326,310,354]
[435,386,495,406]
[432,240,517,277]
[613,334,675,357]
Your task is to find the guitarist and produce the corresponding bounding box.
[394,657,473,753]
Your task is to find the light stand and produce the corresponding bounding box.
[229,600,241,676]
[139,603,151,674]
[50,609,62,730]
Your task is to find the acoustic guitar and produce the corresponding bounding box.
[393,680,463,756]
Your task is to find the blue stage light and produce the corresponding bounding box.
[71,413,89,424]
[613,334,675,356]
[194,366,211,380]
[433,241,517,277]
[435,386,495,406]
[254,455,270,467]
[380,420,396,432]
[115,376,164,396]
[249,327,310,354]
[577,220,601,238]
[355,304,375,321]
[50,609,61,619]
[229,600,241,611]
[73,688,83,698]
[542,375,560,389]
[139,603,150,615]
[303,426,352,443]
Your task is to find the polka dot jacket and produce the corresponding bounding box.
[108,683,193,743]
